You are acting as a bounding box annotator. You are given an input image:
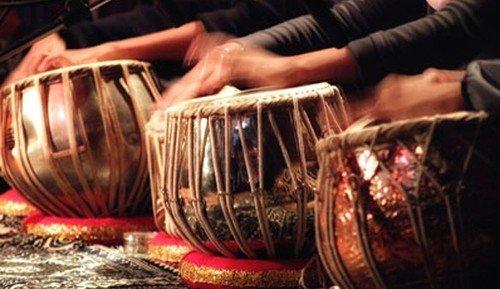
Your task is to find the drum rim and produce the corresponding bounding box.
[316,111,490,154]
[1,59,152,94]
[158,82,341,118]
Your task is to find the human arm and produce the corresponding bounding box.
[462,60,500,111]
[238,0,427,54]
[239,0,497,86]
[59,4,177,49]
[351,69,465,121]
[348,0,498,84]
[1,33,65,86]
[36,21,206,71]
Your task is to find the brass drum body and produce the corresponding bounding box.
[0,60,160,218]
[146,83,348,259]
[316,112,500,289]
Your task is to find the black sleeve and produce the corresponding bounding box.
[239,0,427,54]
[462,60,500,111]
[348,0,499,84]
[197,0,309,37]
[60,0,305,48]
[60,5,177,49]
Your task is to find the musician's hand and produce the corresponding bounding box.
[161,42,298,106]
[355,69,466,121]
[2,33,65,86]
[184,32,233,67]
[36,43,115,72]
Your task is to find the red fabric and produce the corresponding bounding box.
[183,251,307,272]
[181,279,303,289]
[1,189,30,203]
[181,251,307,289]
[181,278,258,289]
[151,231,192,248]
[24,214,156,228]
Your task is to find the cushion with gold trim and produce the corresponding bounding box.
[0,189,39,217]
[148,231,193,265]
[23,214,156,246]
[180,250,308,289]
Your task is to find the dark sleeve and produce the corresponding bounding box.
[60,5,177,48]
[239,0,427,54]
[160,0,232,23]
[197,0,309,37]
[462,60,500,111]
[348,0,499,84]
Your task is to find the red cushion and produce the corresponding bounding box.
[1,189,29,203]
[148,231,193,265]
[0,189,38,217]
[180,251,308,289]
[23,214,156,245]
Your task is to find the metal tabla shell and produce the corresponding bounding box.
[0,60,161,218]
[146,83,349,259]
[315,111,500,289]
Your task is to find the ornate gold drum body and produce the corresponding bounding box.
[316,112,500,289]
[0,60,160,217]
[146,83,348,259]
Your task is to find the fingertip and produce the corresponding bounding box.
[37,56,58,73]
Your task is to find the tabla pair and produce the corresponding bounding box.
[147,81,500,289]
[1,60,499,289]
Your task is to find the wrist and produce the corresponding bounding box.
[97,42,122,61]
[221,41,245,54]
[290,47,359,85]
[289,53,324,86]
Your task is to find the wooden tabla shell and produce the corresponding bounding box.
[315,111,500,289]
[146,82,349,259]
[0,60,161,218]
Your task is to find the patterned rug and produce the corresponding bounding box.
[0,215,187,289]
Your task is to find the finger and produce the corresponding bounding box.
[423,68,466,83]
[184,34,206,67]
[367,108,394,123]
[437,70,466,82]
[163,54,217,105]
[198,74,223,96]
[161,70,201,104]
[198,62,231,96]
[184,34,219,67]
[37,55,73,72]
[184,33,232,67]
[160,80,200,108]
[27,53,48,75]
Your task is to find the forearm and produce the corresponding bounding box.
[101,21,206,61]
[60,5,174,49]
[240,0,426,54]
[239,14,331,55]
[290,47,360,85]
[348,0,498,84]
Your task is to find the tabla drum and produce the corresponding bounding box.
[146,82,349,259]
[315,111,500,289]
[0,60,161,218]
